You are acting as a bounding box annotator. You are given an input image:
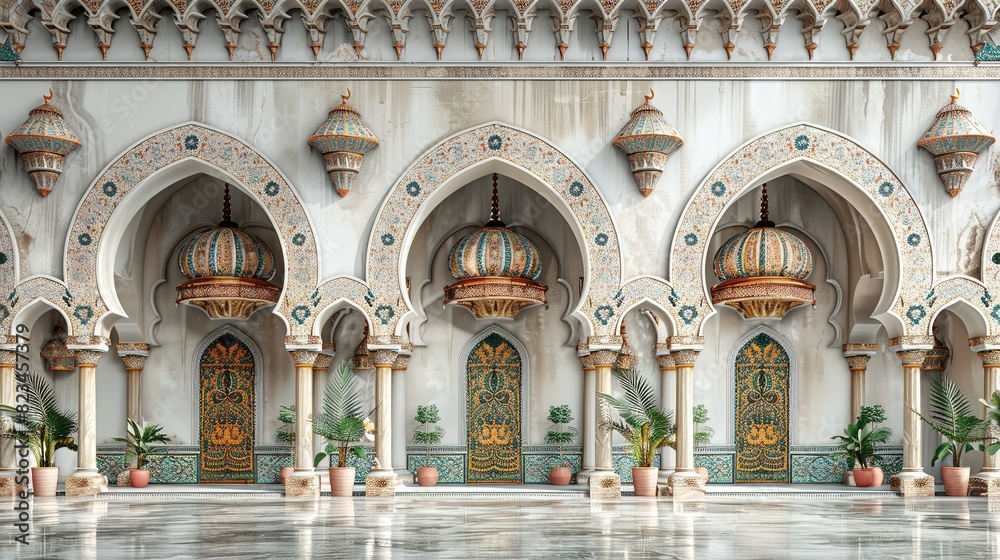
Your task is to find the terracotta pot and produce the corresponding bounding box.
[416,466,439,487]
[129,469,151,488]
[695,466,709,485]
[869,466,884,487]
[31,466,59,497]
[632,467,659,497]
[279,466,295,485]
[942,466,970,497]
[549,466,571,485]
[853,468,874,488]
[329,467,356,497]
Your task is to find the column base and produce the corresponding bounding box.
[392,467,414,485]
[0,472,28,497]
[667,471,706,500]
[890,472,935,497]
[575,468,597,486]
[969,471,1000,496]
[365,471,397,497]
[657,468,676,485]
[66,472,108,496]
[116,471,133,487]
[587,472,621,499]
[285,473,320,499]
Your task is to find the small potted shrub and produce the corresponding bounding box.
[599,367,675,497]
[412,404,444,486]
[112,418,172,488]
[313,363,374,497]
[693,404,715,484]
[914,375,988,496]
[832,404,892,487]
[0,372,78,497]
[275,405,296,484]
[544,405,577,485]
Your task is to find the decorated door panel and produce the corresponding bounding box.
[199,332,256,483]
[466,332,522,483]
[734,332,790,483]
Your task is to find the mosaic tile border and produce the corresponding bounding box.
[406,454,466,484]
[523,454,582,484]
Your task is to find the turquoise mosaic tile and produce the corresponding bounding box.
[523,454,581,483]
[695,454,734,484]
[256,455,293,483]
[872,453,903,478]
[97,454,127,485]
[790,455,845,483]
[407,455,466,483]
[148,455,198,484]
[345,449,376,483]
[612,453,660,483]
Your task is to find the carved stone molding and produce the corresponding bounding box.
[0,350,15,366]
[75,350,105,367]
[845,355,872,371]
[657,353,676,370]
[670,349,701,367]
[579,353,596,370]
[289,350,319,367]
[370,349,398,368]
[590,350,619,368]
[313,353,333,371]
[896,350,928,367]
[119,354,147,371]
[978,350,1000,367]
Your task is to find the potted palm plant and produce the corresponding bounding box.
[599,367,675,497]
[275,404,296,484]
[914,374,988,496]
[111,418,171,488]
[313,362,374,497]
[0,372,77,496]
[544,405,577,485]
[412,404,444,486]
[832,404,892,487]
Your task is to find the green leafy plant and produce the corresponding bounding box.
[913,374,987,468]
[276,405,326,468]
[312,363,374,468]
[598,367,675,468]
[832,404,892,469]
[693,404,715,446]
[544,405,577,465]
[0,372,78,468]
[111,418,172,470]
[979,389,1000,457]
[412,404,444,467]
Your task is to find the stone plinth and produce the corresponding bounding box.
[969,475,1000,496]
[116,471,132,487]
[890,474,935,497]
[588,474,621,499]
[65,473,107,496]
[365,472,397,497]
[285,474,320,499]
[0,474,28,497]
[667,472,706,498]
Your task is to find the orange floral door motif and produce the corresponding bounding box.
[466,333,522,483]
[734,333,790,483]
[199,332,255,483]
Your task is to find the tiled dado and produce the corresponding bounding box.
[691,445,904,484]
[612,447,660,483]
[407,455,466,484]
[97,448,305,484]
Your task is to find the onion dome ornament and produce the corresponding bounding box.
[40,322,76,372]
[918,89,995,197]
[4,90,82,197]
[308,90,379,197]
[711,184,816,320]
[444,173,548,319]
[613,90,683,197]
[176,185,281,320]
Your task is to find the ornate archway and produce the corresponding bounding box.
[669,123,934,340]
[61,123,321,344]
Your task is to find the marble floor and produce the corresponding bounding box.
[1,494,998,559]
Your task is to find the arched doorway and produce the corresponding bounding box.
[197,328,260,483]
[734,331,791,483]
[465,330,524,483]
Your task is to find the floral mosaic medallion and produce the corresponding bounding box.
[199,332,255,483]
[734,333,790,483]
[467,333,522,483]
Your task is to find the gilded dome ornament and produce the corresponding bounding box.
[4,90,82,197]
[308,89,380,197]
[918,89,995,197]
[40,322,76,372]
[612,90,684,197]
[176,184,281,319]
[711,184,816,320]
[444,173,548,319]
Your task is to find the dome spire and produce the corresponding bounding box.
[220,184,238,228]
[486,173,505,227]
[756,183,774,227]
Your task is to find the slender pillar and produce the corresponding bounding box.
[970,348,1000,495]
[311,346,333,473]
[391,346,411,481]
[576,352,597,484]
[366,349,398,496]
[284,350,320,499]
[0,348,17,496]
[591,350,618,474]
[668,346,704,497]
[846,355,870,422]
[657,347,676,485]
[116,343,150,425]
[890,346,934,497]
[65,349,107,496]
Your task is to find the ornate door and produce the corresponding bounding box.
[199,331,256,483]
[734,332,790,483]
[466,332,522,483]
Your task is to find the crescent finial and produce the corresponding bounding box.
[43,89,53,103]
[644,89,654,103]
[951,88,961,104]
[342,89,351,105]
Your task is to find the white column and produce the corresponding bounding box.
[289,351,318,472]
[668,342,704,495]
[591,350,618,474]
[889,342,934,497]
[65,348,106,496]
[842,348,874,422]
[971,348,1000,495]
[657,347,676,484]
[391,347,411,480]
[116,343,150,424]
[366,349,398,495]
[577,353,596,483]
[312,347,334,468]
[0,349,16,494]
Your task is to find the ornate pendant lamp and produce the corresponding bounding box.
[918,89,995,197]
[308,90,379,197]
[615,323,634,371]
[921,332,950,371]
[613,90,683,197]
[176,185,281,319]
[711,184,816,319]
[444,174,548,319]
[352,322,374,371]
[4,90,81,197]
[40,322,76,372]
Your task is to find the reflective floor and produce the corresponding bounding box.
[2,494,998,559]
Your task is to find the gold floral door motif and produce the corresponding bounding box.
[466,332,522,483]
[734,332,790,483]
[199,332,255,483]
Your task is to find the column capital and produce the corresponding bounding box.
[895,349,928,367]
[590,350,619,367]
[0,350,15,366]
[579,353,596,370]
[392,343,413,371]
[116,342,150,357]
[313,353,334,371]
[978,350,1000,367]
[289,350,319,367]
[74,350,105,367]
[971,336,1000,352]
[667,335,704,351]
[845,355,871,371]
[670,348,700,367]
[842,343,877,356]
[119,354,147,372]
[658,353,676,371]
[371,349,398,368]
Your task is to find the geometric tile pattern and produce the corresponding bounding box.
[695,454,734,484]
[255,455,293,483]
[790,455,846,484]
[345,449,376,483]
[612,452,660,483]
[523,454,581,483]
[97,454,128,486]
[148,455,199,484]
[407,455,466,484]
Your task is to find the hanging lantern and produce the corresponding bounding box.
[921,334,950,371]
[352,322,374,371]
[615,323,634,371]
[40,323,76,372]
[612,90,683,197]
[918,89,995,197]
[711,184,816,319]
[307,90,379,197]
[176,184,281,319]
[4,90,82,197]
[444,173,548,319]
